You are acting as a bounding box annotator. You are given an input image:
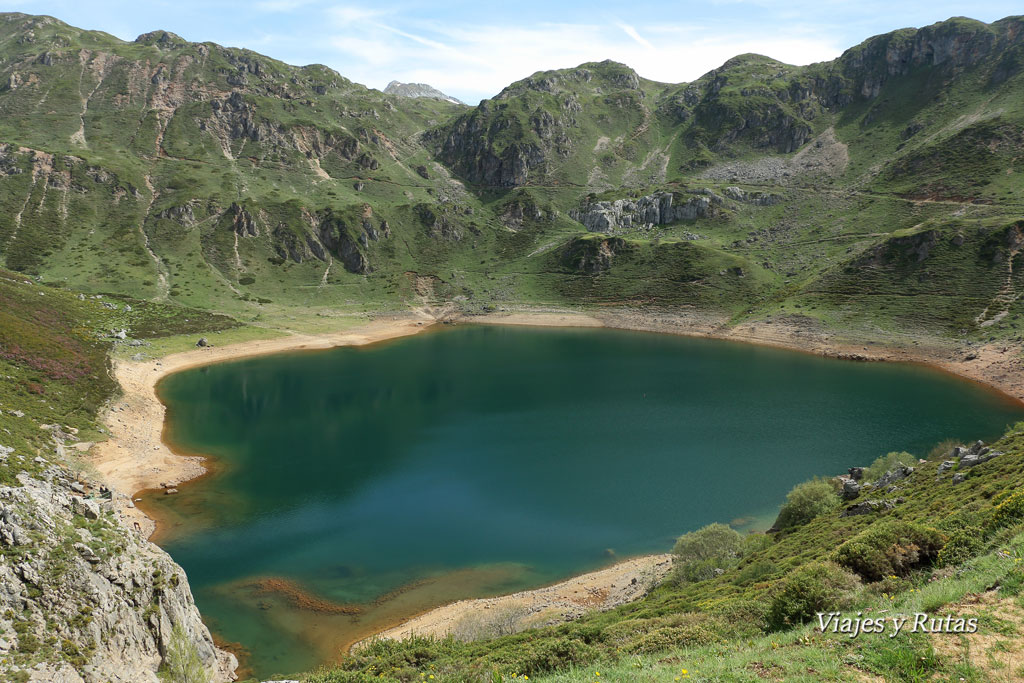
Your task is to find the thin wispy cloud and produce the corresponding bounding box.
[315,14,844,102]
[19,0,1023,103]
[254,0,318,12]
[615,21,655,50]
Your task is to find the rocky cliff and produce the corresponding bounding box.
[0,444,237,682]
[569,191,719,233]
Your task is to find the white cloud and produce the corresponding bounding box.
[615,21,654,50]
[327,5,387,26]
[311,11,846,102]
[255,0,317,12]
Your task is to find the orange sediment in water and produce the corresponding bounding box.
[246,577,363,615]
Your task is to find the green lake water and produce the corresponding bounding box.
[149,325,1024,678]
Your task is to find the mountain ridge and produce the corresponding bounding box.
[3,10,1024,682]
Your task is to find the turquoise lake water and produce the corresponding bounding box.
[149,325,1024,678]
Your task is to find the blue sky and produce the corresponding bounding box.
[3,1,1021,102]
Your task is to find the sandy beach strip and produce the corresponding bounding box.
[87,313,435,535]
[353,554,674,649]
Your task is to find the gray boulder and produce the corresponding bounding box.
[871,466,914,489]
[840,499,896,517]
[959,448,1002,469]
[72,497,100,520]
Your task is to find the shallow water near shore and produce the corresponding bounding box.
[148,324,1024,678]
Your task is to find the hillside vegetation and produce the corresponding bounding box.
[0,13,1023,344]
[3,10,1024,683]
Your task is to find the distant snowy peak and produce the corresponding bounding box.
[383,80,464,105]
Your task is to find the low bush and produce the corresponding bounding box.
[835,520,945,581]
[671,523,743,583]
[987,489,1024,531]
[927,438,962,461]
[451,604,531,642]
[774,478,840,529]
[733,560,777,586]
[937,526,987,567]
[766,561,860,630]
[863,451,918,482]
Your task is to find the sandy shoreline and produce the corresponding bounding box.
[472,307,1024,406]
[88,312,435,536]
[354,554,673,648]
[83,304,1024,643]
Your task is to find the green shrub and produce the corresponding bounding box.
[766,561,860,630]
[605,612,732,654]
[774,478,840,529]
[863,451,918,482]
[927,438,962,461]
[835,520,945,581]
[987,489,1024,531]
[480,637,598,675]
[672,523,744,583]
[937,526,987,567]
[734,560,777,586]
[307,670,392,683]
[741,533,773,555]
[163,622,209,683]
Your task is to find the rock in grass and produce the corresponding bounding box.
[73,497,100,520]
[870,466,914,489]
[840,499,896,517]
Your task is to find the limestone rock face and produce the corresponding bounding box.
[383,80,463,105]
[569,191,719,233]
[0,454,236,682]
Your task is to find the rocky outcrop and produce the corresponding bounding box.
[559,236,631,274]
[828,17,1021,103]
[383,81,463,105]
[840,498,899,517]
[869,465,914,490]
[316,212,372,274]
[855,229,940,267]
[436,109,548,187]
[935,440,1005,484]
[229,202,257,237]
[569,191,718,233]
[0,445,236,682]
[722,186,782,205]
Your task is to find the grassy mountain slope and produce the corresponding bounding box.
[4,10,1024,683]
[0,13,1022,346]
